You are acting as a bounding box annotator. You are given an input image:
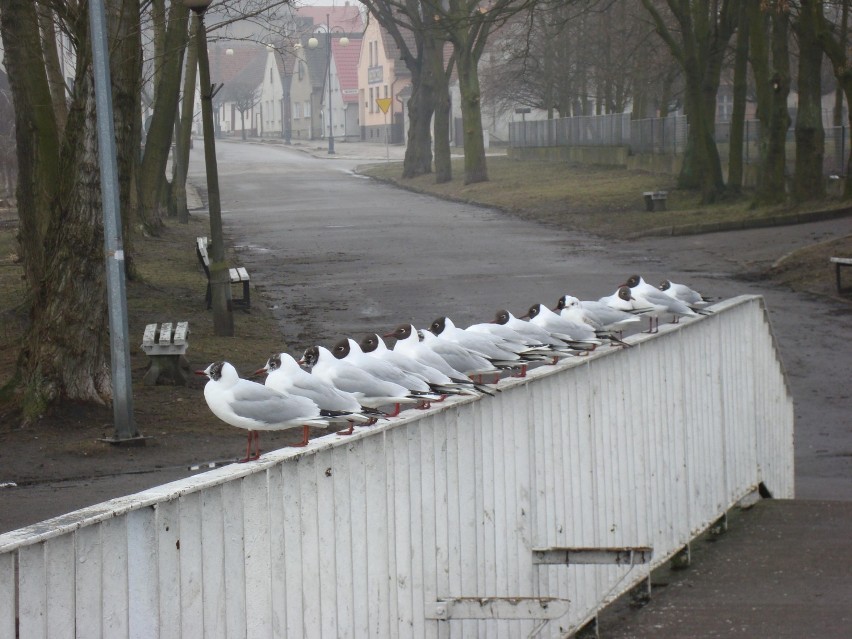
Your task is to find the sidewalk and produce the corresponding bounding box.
[240,136,506,162]
[598,499,852,638]
[249,137,409,161]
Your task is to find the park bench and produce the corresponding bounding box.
[643,190,668,212]
[141,321,190,385]
[195,236,251,309]
[830,256,852,293]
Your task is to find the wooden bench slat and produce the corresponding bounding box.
[196,237,252,309]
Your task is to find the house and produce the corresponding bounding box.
[357,18,412,143]
[297,6,365,143]
[206,45,267,137]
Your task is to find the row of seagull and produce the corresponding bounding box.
[198,275,713,462]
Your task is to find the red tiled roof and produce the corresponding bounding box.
[333,37,362,104]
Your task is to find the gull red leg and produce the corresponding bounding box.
[384,403,402,418]
[238,430,255,463]
[337,421,355,436]
[289,425,310,447]
[250,431,261,461]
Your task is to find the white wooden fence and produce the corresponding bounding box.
[0,295,794,638]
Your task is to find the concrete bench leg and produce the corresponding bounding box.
[143,355,190,386]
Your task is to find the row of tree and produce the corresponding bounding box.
[1,0,850,422]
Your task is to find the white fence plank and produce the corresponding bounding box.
[178,492,204,637]
[0,553,15,639]
[0,296,794,638]
[200,485,226,639]
[155,500,180,639]
[128,507,159,639]
[75,525,102,639]
[18,543,46,638]
[243,471,273,639]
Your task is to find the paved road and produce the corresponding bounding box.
[193,139,852,502]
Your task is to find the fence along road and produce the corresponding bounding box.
[0,295,793,638]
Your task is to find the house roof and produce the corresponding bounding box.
[208,45,267,89]
[333,38,362,104]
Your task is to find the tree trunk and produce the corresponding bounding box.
[760,6,792,205]
[173,24,198,224]
[137,1,190,231]
[816,0,852,197]
[456,46,488,184]
[728,0,749,192]
[0,0,60,291]
[403,77,435,178]
[793,0,825,202]
[433,59,453,184]
[37,4,68,138]
[110,0,142,274]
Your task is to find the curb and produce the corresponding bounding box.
[629,205,852,238]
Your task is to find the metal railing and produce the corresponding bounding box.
[0,295,794,638]
[511,113,849,176]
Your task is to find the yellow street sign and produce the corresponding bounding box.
[376,97,392,114]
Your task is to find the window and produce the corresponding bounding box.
[270,68,273,83]
[369,88,373,113]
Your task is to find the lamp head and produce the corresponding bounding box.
[308,36,319,49]
[184,0,213,14]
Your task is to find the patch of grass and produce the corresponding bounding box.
[768,235,852,299]
[0,216,285,433]
[361,157,847,237]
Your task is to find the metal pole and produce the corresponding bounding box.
[327,14,335,154]
[194,8,234,336]
[89,0,138,441]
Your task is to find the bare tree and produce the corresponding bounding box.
[227,80,261,140]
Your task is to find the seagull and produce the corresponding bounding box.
[196,361,327,462]
[386,323,501,382]
[384,324,497,395]
[554,295,635,346]
[359,333,481,397]
[554,295,641,333]
[491,309,577,358]
[330,337,439,400]
[599,286,647,313]
[659,279,713,312]
[523,303,601,350]
[624,274,697,332]
[301,345,422,417]
[257,352,377,435]
[429,316,525,362]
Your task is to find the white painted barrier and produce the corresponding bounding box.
[0,295,794,638]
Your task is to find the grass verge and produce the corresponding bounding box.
[361,156,852,238]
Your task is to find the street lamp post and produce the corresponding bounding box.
[185,0,234,336]
[308,15,349,154]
